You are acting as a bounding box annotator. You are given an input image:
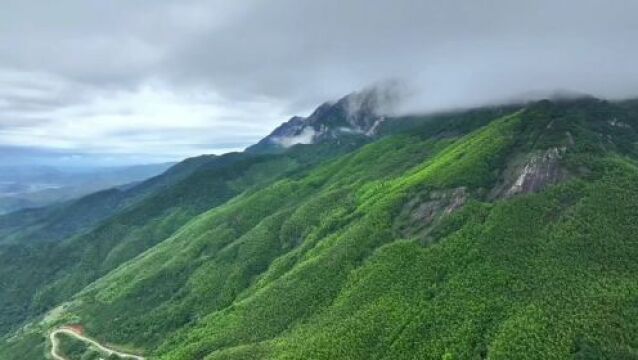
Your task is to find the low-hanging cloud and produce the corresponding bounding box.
[1,0,638,164]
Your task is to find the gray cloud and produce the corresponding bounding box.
[1,0,638,164]
[160,0,638,110]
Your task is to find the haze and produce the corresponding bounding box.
[2,0,638,165]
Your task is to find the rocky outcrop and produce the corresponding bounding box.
[494,147,567,198]
[397,187,468,239]
[506,147,565,196]
[247,84,401,153]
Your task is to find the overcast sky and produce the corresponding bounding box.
[2,0,638,166]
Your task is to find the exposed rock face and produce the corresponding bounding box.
[398,187,467,238]
[443,187,467,215]
[247,85,401,153]
[505,147,566,197]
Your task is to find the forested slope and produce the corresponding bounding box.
[2,98,638,359]
[0,140,362,338]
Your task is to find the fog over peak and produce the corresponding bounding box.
[1,0,638,165]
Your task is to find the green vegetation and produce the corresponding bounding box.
[55,332,130,360]
[2,98,638,359]
[0,141,360,337]
[56,333,95,360]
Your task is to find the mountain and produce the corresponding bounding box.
[0,163,175,215]
[2,95,638,360]
[247,85,401,153]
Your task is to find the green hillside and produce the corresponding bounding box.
[0,141,361,337]
[2,98,638,359]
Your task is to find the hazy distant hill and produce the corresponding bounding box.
[0,163,174,214]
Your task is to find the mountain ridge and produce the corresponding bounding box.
[2,94,638,360]
[247,85,402,153]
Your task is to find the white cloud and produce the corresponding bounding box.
[0,71,292,160]
[272,127,316,148]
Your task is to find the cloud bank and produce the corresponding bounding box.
[2,0,638,164]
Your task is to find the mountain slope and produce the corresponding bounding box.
[156,99,638,360]
[2,97,638,360]
[0,141,362,339]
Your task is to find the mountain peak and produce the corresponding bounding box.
[247,83,403,153]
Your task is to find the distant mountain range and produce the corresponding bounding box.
[0,163,174,214]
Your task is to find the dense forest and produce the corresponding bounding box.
[2,97,638,359]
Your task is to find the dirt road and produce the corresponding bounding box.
[49,327,144,360]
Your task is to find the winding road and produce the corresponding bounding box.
[49,327,144,360]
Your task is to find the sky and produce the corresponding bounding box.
[2,0,638,166]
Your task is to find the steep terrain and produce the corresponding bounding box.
[0,142,363,338]
[247,86,401,153]
[2,96,638,359]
